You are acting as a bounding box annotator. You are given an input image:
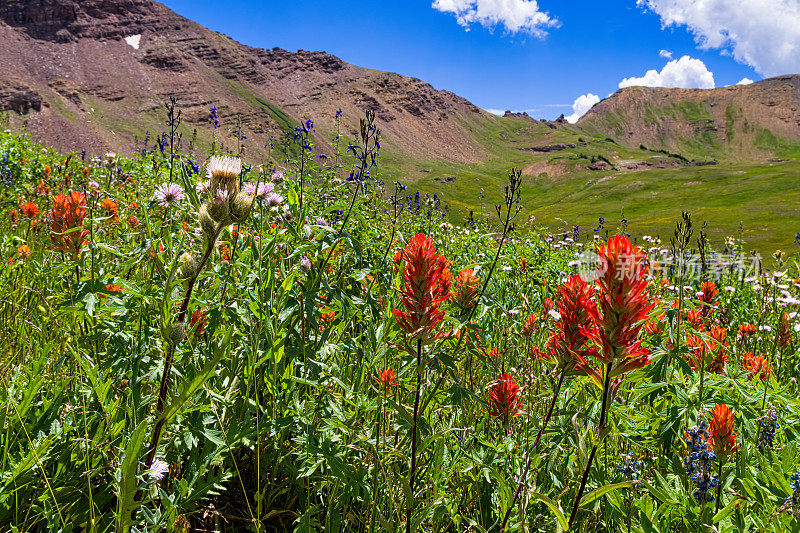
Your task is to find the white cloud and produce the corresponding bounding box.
[619,55,715,89]
[736,77,755,85]
[659,49,673,59]
[638,0,800,77]
[485,108,506,116]
[432,0,559,36]
[565,93,600,123]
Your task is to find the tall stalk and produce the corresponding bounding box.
[500,367,566,532]
[568,361,614,530]
[406,338,424,533]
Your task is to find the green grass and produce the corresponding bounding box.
[373,113,800,256]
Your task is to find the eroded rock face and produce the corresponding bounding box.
[0,79,43,113]
[0,0,176,42]
[0,0,504,162]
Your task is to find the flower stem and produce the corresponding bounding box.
[715,458,723,513]
[568,361,613,530]
[500,366,567,532]
[406,338,423,533]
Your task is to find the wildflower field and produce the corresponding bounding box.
[3,107,800,533]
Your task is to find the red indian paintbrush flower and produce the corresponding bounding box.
[49,191,89,259]
[451,268,480,311]
[17,244,31,260]
[743,352,771,381]
[699,281,718,308]
[586,235,654,380]
[488,373,522,428]
[738,324,757,338]
[392,233,451,344]
[686,326,728,374]
[189,308,209,341]
[778,312,792,348]
[373,368,399,391]
[545,274,598,376]
[521,312,538,338]
[20,200,39,219]
[710,404,740,458]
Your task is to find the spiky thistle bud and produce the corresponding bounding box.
[229,191,254,224]
[179,252,197,280]
[199,203,218,239]
[167,321,186,345]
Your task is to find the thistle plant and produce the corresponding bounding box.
[141,154,256,490]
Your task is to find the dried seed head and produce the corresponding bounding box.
[207,155,242,194]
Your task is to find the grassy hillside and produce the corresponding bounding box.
[385,115,800,256]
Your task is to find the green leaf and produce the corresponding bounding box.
[580,481,632,507]
[712,497,742,523]
[529,491,568,532]
[115,420,148,533]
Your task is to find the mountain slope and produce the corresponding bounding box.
[0,0,507,164]
[577,75,800,160]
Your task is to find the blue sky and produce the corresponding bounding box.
[159,0,796,121]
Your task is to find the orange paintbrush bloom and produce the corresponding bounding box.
[392,233,451,344]
[451,268,480,311]
[488,373,522,428]
[17,244,31,260]
[545,274,599,376]
[20,200,39,219]
[686,326,728,374]
[699,281,718,309]
[100,198,118,215]
[373,368,399,391]
[521,312,538,337]
[743,352,771,381]
[49,191,89,259]
[710,404,740,459]
[738,324,757,338]
[778,312,792,348]
[587,235,654,379]
[190,308,208,339]
[35,181,50,196]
